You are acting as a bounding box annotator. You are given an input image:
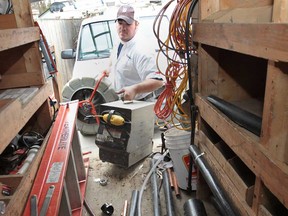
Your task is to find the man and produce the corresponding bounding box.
[104,5,164,101]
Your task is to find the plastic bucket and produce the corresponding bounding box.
[164,127,197,190]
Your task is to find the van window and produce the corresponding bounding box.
[79,20,117,60]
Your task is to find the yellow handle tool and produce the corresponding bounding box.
[102,113,125,126]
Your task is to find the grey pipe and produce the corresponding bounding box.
[17,145,40,174]
[189,145,238,216]
[163,169,175,216]
[128,190,138,216]
[150,159,161,216]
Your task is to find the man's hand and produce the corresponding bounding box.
[116,85,137,101]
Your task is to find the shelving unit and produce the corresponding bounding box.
[193,1,288,215]
[0,0,55,215]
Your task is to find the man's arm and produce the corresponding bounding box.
[116,78,164,101]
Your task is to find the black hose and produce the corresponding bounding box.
[189,145,238,216]
[150,160,161,216]
[183,198,207,216]
[163,169,176,216]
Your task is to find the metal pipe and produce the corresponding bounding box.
[17,145,40,174]
[171,170,180,198]
[163,169,176,216]
[128,190,138,216]
[189,145,238,216]
[210,195,228,216]
[183,198,207,216]
[150,160,161,216]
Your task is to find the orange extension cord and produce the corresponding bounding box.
[153,0,195,130]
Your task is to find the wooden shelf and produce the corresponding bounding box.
[0,1,56,215]
[0,80,53,154]
[194,2,288,214]
[0,27,40,52]
[196,94,288,210]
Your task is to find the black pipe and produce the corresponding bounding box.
[183,198,207,216]
[150,160,161,216]
[163,169,176,216]
[189,145,238,216]
[207,95,262,136]
[128,190,138,216]
[210,195,228,216]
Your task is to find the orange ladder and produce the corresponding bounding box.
[23,101,89,216]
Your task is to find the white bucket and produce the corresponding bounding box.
[164,127,197,190]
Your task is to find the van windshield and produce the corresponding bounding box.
[78,15,169,61]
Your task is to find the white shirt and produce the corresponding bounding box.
[110,34,163,100]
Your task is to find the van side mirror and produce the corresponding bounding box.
[61,49,76,59]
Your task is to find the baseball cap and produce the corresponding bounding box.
[116,5,137,25]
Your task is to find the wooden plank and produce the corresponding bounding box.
[193,23,288,62]
[252,177,265,214]
[261,61,288,163]
[220,0,273,10]
[11,0,34,28]
[5,128,52,216]
[272,0,288,22]
[197,137,254,216]
[0,27,40,51]
[258,205,273,216]
[198,46,220,96]
[0,81,53,154]
[195,94,288,209]
[199,0,220,20]
[0,14,17,29]
[0,72,44,90]
[205,6,272,23]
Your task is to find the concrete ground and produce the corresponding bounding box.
[79,126,220,216]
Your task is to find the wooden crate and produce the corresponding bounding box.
[0,0,55,215]
[194,0,288,215]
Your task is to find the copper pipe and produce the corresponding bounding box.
[171,170,180,198]
[122,200,128,216]
[167,168,174,188]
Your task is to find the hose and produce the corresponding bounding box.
[137,150,169,216]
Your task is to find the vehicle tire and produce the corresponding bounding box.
[62,77,119,135]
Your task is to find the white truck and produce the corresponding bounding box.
[61,5,171,135]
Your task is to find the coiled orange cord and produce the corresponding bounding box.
[153,0,195,130]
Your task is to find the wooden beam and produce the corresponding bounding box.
[193,23,288,62]
[261,61,288,163]
[0,27,40,51]
[272,0,288,22]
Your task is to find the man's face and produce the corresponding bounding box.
[116,19,138,42]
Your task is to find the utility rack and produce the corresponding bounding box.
[0,0,56,215]
[193,1,288,215]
